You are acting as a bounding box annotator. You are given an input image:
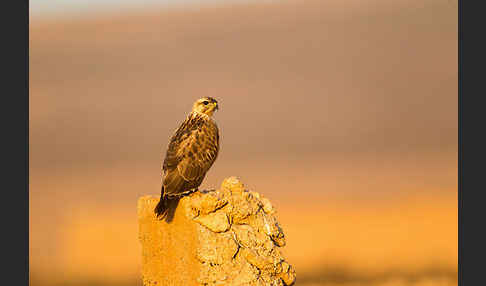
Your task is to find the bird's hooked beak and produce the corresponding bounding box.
[214,102,219,111]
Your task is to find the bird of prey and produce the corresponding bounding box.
[155,97,220,219]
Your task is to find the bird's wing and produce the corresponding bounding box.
[162,127,189,172]
[161,125,195,195]
[161,117,219,196]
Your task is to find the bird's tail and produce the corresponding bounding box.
[154,186,179,219]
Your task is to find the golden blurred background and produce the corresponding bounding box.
[30,0,457,285]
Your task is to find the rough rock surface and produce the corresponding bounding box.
[138,177,296,286]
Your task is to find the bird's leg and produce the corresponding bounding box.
[180,188,199,197]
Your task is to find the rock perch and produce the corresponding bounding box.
[138,177,296,286]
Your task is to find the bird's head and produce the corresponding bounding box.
[192,97,219,117]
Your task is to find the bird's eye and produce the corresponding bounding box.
[202,101,209,105]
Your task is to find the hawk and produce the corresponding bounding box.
[155,97,220,219]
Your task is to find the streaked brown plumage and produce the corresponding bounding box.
[155,97,220,219]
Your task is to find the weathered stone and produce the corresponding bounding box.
[278,263,296,286]
[232,224,258,249]
[194,211,230,233]
[197,226,238,265]
[221,176,246,193]
[230,259,260,285]
[137,196,201,286]
[138,177,295,286]
[261,197,275,214]
[189,190,229,216]
[229,196,254,224]
[241,248,274,271]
